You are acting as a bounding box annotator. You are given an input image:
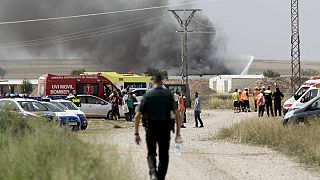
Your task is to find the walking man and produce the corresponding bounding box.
[134,75,182,180]
[194,92,204,128]
[272,87,284,116]
[263,85,274,117]
[232,89,239,113]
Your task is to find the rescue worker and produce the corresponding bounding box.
[241,88,250,112]
[256,89,265,117]
[194,92,204,128]
[263,85,274,117]
[71,94,81,107]
[272,87,284,116]
[134,75,182,180]
[232,89,239,113]
[238,89,243,112]
[178,91,187,128]
[253,87,260,112]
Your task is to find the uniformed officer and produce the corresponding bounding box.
[134,75,182,180]
[71,94,81,107]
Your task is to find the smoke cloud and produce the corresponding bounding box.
[0,0,230,75]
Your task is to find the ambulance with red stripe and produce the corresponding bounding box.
[38,74,116,99]
[283,78,320,114]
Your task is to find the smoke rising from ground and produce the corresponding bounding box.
[0,0,230,75]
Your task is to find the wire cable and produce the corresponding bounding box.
[0,14,166,47]
[3,19,163,48]
[0,0,217,25]
[0,12,164,46]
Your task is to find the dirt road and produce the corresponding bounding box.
[84,110,320,180]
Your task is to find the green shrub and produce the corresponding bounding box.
[0,112,131,180]
[263,70,281,78]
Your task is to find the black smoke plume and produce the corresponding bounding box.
[0,0,230,75]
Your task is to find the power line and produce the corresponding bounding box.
[0,12,164,46]
[2,19,163,48]
[0,0,216,25]
[0,14,166,47]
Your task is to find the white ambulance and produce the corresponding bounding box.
[283,79,320,114]
[289,84,320,111]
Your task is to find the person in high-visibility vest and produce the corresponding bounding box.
[232,89,239,113]
[178,92,187,128]
[253,87,260,112]
[240,88,250,112]
[71,94,81,107]
[263,85,274,117]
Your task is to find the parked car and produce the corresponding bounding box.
[67,95,124,119]
[289,85,320,111]
[283,79,320,114]
[51,99,87,130]
[283,96,320,125]
[40,102,81,131]
[129,88,148,103]
[0,98,55,120]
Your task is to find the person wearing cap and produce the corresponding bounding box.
[253,87,260,112]
[71,93,81,107]
[134,75,182,180]
[272,87,284,116]
[263,85,274,117]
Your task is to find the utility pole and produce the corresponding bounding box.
[291,0,301,93]
[168,9,201,84]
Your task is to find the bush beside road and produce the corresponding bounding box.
[218,117,320,171]
[0,112,131,180]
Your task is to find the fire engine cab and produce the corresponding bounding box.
[38,74,116,99]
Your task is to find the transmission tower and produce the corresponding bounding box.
[168,9,201,84]
[291,0,301,93]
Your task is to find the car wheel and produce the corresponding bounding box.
[106,111,113,120]
[81,125,87,130]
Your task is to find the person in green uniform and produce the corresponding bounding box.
[134,75,182,180]
[232,89,239,113]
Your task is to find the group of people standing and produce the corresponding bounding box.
[232,85,284,117]
[108,87,137,122]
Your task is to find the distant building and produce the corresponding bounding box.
[0,79,38,96]
[209,75,264,93]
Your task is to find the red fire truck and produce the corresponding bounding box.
[38,74,117,99]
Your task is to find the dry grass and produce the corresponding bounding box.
[0,112,131,180]
[217,117,320,170]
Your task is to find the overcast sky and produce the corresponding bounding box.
[192,0,320,61]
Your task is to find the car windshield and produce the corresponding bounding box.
[51,102,68,111]
[60,102,78,110]
[42,103,64,112]
[18,101,48,112]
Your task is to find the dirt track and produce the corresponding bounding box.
[83,110,320,180]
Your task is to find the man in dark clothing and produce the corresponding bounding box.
[263,85,274,117]
[272,87,284,116]
[134,75,182,180]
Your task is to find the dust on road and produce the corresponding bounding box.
[81,110,320,180]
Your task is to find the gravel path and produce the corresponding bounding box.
[85,110,320,180]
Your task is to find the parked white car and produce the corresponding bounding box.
[0,98,55,120]
[67,95,124,119]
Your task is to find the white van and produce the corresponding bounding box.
[283,79,320,114]
[289,85,320,111]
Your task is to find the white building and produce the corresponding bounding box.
[209,75,264,93]
[0,79,38,96]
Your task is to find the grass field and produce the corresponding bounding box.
[217,117,320,171]
[0,112,131,180]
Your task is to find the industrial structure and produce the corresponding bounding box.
[290,0,301,93]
